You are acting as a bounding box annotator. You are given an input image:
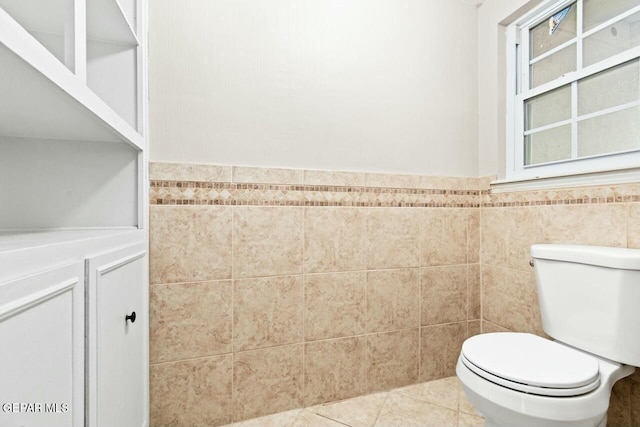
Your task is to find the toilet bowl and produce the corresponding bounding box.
[457,332,634,427]
[457,244,640,427]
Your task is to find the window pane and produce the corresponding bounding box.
[530,44,576,88]
[583,0,640,32]
[578,60,640,115]
[578,107,640,157]
[583,10,640,66]
[530,4,577,59]
[525,125,572,165]
[525,85,572,130]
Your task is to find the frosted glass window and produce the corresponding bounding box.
[578,107,640,156]
[525,85,572,130]
[509,0,640,179]
[530,4,577,59]
[583,0,640,31]
[525,125,572,165]
[578,59,640,115]
[530,44,576,88]
[583,11,640,66]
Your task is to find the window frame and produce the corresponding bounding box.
[505,0,640,181]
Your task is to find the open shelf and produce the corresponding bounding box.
[0,0,138,47]
[0,0,66,66]
[88,40,138,129]
[0,7,143,149]
[88,0,139,46]
[0,137,140,230]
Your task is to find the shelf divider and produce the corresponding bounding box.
[0,7,143,150]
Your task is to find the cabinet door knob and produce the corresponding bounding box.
[125,311,137,323]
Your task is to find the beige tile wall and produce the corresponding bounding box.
[149,163,481,426]
[480,180,640,427]
[148,163,640,427]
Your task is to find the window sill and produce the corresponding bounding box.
[491,167,640,193]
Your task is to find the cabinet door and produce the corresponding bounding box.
[0,262,84,427]
[86,243,148,427]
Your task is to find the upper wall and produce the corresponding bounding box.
[477,0,543,177]
[149,0,479,177]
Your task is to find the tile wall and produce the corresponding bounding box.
[480,179,640,426]
[149,163,481,426]
[149,163,640,426]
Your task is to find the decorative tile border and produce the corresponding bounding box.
[150,181,481,208]
[150,180,640,208]
[148,163,640,208]
[483,183,640,207]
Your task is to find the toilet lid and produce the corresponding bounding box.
[462,333,600,390]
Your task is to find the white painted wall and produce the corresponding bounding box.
[477,0,543,177]
[149,0,479,177]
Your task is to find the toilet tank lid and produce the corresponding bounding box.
[531,244,640,270]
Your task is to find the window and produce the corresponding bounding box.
[506,0,640,181]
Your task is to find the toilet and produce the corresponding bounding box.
[457,244,640,427]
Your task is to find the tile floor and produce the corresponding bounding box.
[224,376,484,427]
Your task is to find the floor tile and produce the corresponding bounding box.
[394,376,459,410]
[458,412,484,427]
[219,376,483,427]
[374,393,458,427]
[457,379,481,417]
[309,392,388,427]
[293,410,349,426]
[226,409,302,427]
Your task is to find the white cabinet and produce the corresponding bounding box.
[0,0,148,424]
[86,244,148,427]
[0,233,149,427]
[0,262,85,427]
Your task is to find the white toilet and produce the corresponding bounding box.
[457,244,640,427]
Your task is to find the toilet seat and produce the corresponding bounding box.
[461,333,601,397]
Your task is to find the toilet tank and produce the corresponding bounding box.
[531,244,640,367]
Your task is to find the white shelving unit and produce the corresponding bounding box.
[0,4,143,147]
[0,0,149,425]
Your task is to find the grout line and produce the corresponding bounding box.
[302,206,306,405]
[479,203,484,332]
[231,205,236,422]
[482,261,537,274]
[364,256,369,394]
[417,210,427,382]
[231,206,235,280]
[231,351,236,423]
[311,413,351,426]
[482,319,513,332]
[364,207,370,271]
[150,352,232,367]
[227,324,450,358]
[418,259,422,382]
[398,385,462,414]
[465,264,470,324]
[372,391,391,426]
[626,203,630,249]
[418,208,424,284]
[465,210,471,324]
[230,290,236,352]
[149,277,233,287]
